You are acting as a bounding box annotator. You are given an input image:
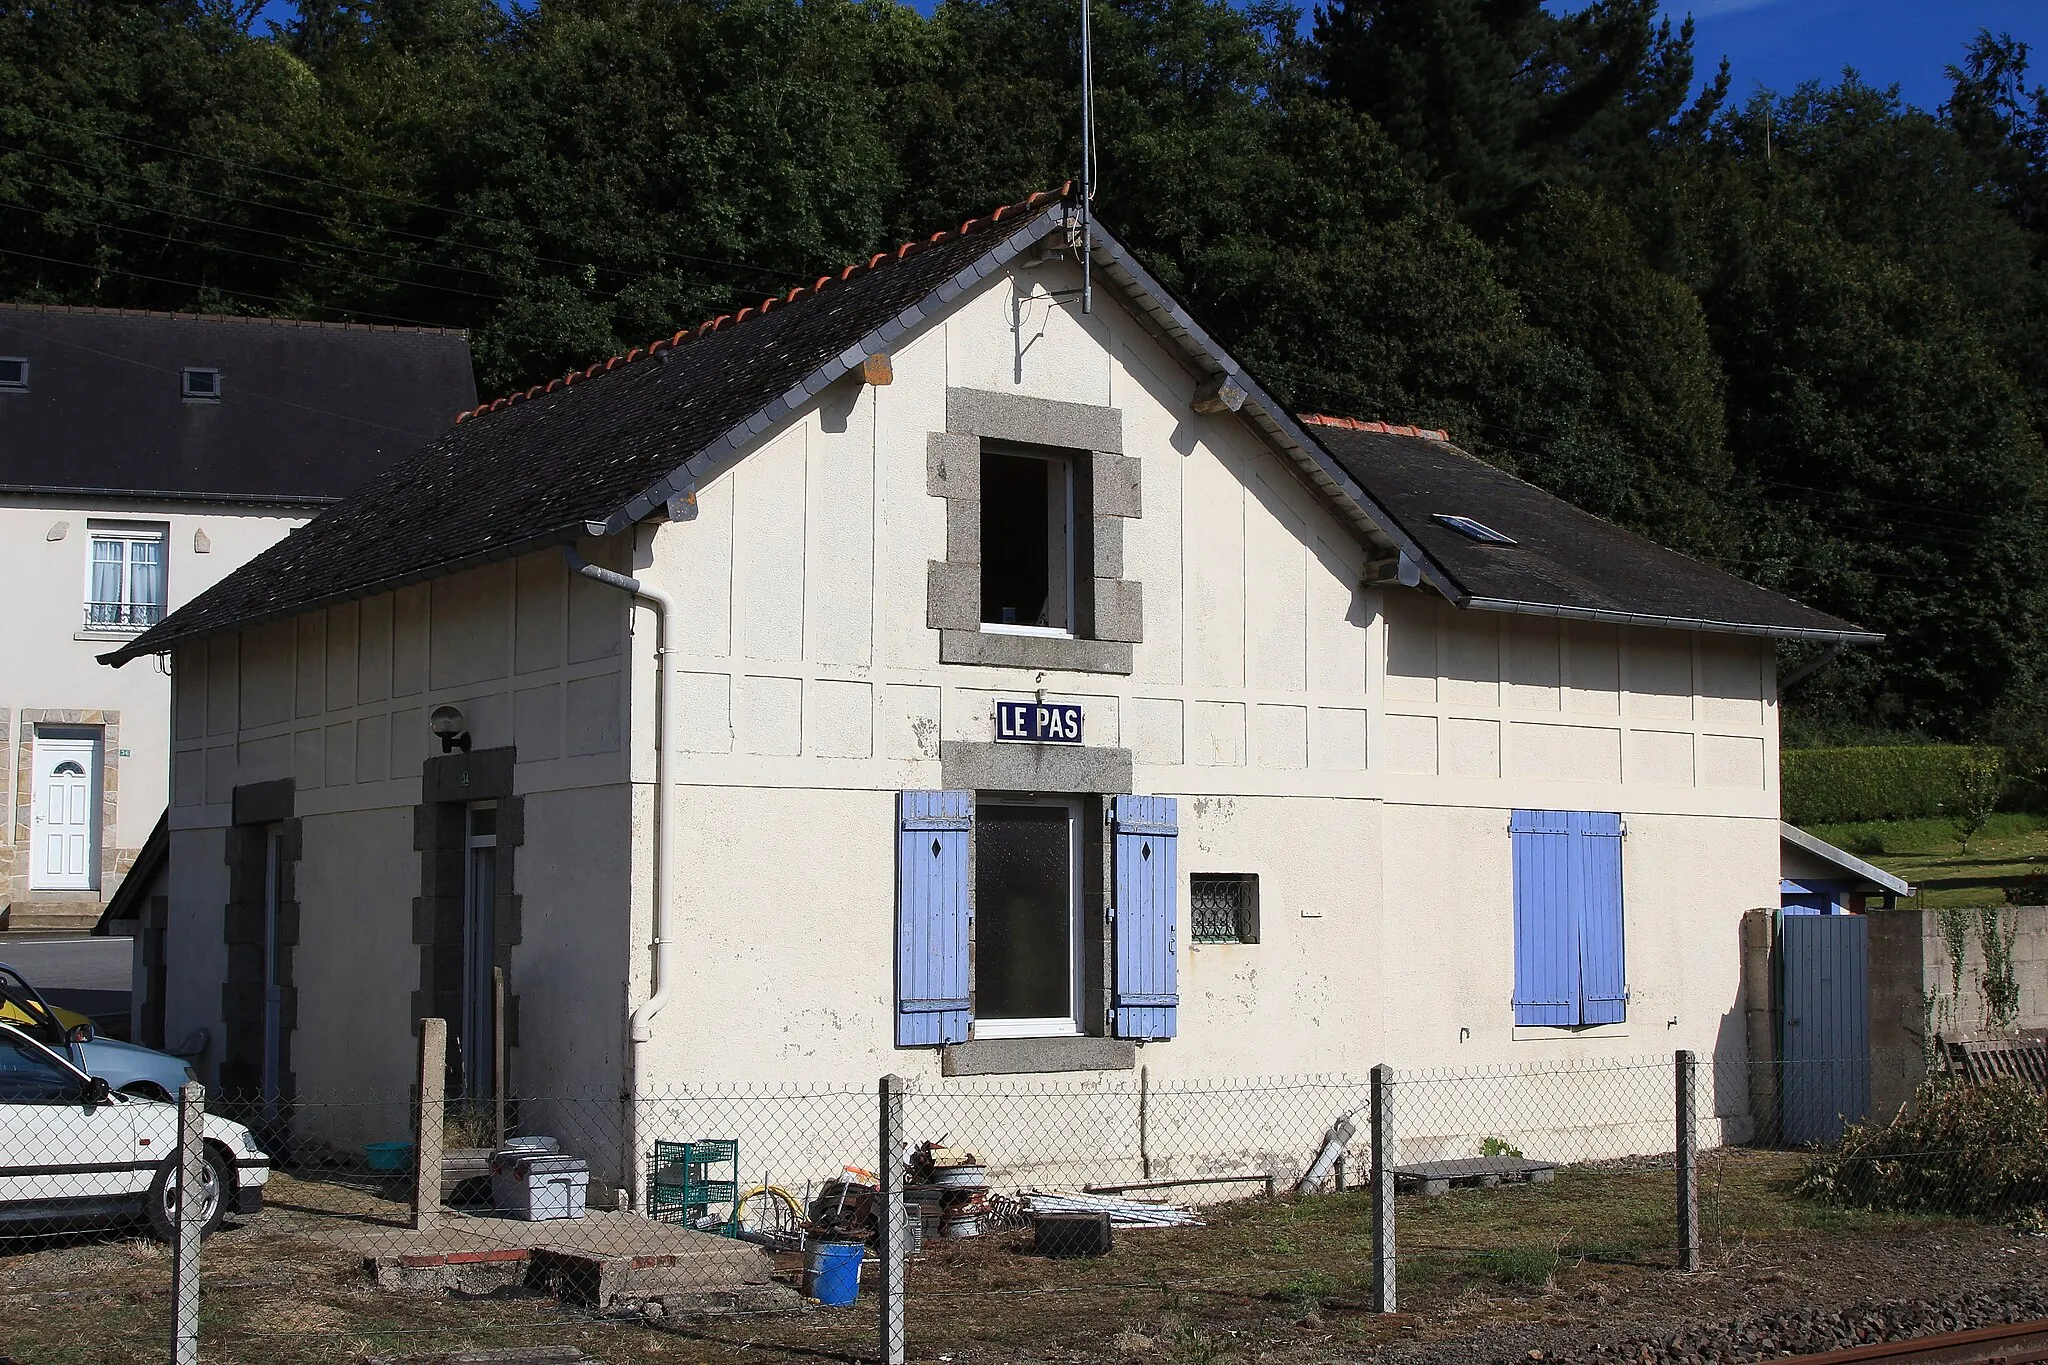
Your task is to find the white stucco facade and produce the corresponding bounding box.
[155,254,1781,1175]
[1,495,306,914]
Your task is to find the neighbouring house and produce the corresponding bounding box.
[103,189,1879,1191]
[1781,822,1911,914]
[1,304,475,952]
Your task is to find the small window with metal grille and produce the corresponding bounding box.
[1190,873,1259,944]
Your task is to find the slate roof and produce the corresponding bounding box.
[1303,417,1879,643]
[0,305,474,505]
[103,188,1072,666]
[103,184,1871,667]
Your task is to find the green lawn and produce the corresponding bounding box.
[1804,811,2048,907]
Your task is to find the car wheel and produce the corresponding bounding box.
[144,1146,232,1243]
[119,1082,173,1103]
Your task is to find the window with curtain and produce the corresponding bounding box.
[85,525,167,630]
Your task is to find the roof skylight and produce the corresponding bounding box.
[1432,513,1517,545]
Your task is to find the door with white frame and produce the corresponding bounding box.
[29,731,101,892]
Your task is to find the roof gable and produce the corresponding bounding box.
[104,190,1075,666]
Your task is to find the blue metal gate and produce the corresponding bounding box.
[1779,912,1871,1145]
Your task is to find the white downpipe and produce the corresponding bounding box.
[563,544,677,1213]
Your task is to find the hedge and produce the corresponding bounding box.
[1781,745,2000,825]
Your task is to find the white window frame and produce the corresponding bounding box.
[82,521,169,633]
[978,446,1077,640]
[0,357,27,391]
[970,795,1084,1040]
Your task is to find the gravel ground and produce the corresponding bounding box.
[1383,1252,2048,1364]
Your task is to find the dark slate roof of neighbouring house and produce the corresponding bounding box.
[1303,416,1879,643]
[0,305,475,506]
[102,187,1075,666]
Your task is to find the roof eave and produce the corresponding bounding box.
[98,522,589,667]
[1083,236,1462,600]
[1459,594,1884,646]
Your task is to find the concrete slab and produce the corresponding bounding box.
[334,1209,775,1304]
[1393,1156,1557,1196]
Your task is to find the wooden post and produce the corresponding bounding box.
[169,1081,206,1365]
[878,1075,907,1365]
[414,1018,447,1233]
[1676,1049,1700,1272]
[1741,908,1780,1145]
[1371,1063,1396,1313]
[492,968,507,1150]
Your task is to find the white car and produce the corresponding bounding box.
[0,1020,269,1240]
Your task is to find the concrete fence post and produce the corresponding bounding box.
[879,1074,907,1365]
[169,1081,206,1365]
[1371,1063,1396,1313]
[413,1018,447,1233]
[1676,1049,1700,1272]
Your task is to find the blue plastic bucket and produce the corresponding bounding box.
[364,1141,413,1173]
[803,1240,863,1306]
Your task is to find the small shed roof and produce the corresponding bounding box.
[1306,420,1878,644]
[1780,822,1912,897]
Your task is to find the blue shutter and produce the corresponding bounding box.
[1111,795,1179,1039]
[1510,810,1577,1026]
[1573,811,1627,1024]
[896,791,972,1046]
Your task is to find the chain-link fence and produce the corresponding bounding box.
[6,1039,2044,1362]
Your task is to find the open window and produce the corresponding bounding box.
[980,445,1079,636]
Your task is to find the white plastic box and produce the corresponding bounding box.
[491,1152,590,1221]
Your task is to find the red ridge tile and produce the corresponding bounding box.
[458,182,1072,422]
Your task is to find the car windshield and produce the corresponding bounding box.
[0,1026,82,1103]
[0,967,61,1046]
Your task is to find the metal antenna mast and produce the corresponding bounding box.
[1079,0,1094,314]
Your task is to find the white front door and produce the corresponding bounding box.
[29,734,100,892]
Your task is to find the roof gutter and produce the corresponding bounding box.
[1457,595,1885,646]
[562,544,677,1215]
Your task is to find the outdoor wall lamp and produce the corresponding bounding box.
[429,704,471,754]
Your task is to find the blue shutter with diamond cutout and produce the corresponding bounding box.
[897,790,972,1046]
[1111,795,1179,1039]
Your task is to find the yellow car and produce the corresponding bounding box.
[0,963,196,1102]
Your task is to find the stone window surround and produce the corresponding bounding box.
[935,739,1140,1076]
[221,778,299,1109]
[926,388,1143,675]
[412,746,524,1100]
[6,708,125,905]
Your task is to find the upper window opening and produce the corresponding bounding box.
[182,367,221,402]
[52,761,86,777]
[85,523,167,632]
[1191,873,1260,944]
[0,358,26,391]
[981,447,1075,635]
[1433,513,1516,545]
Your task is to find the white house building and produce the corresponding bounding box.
[104,190,1877,1186]
[0,305,471,952]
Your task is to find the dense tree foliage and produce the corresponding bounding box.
[3,0,2045,743]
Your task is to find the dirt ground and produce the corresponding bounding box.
[4,1150,2044,1364]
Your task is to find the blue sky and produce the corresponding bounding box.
[1676,0,2048,110]
[245,1,2046,114]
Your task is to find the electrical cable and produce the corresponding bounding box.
[0,198,507,304]
[0,316,455,439]
[0,243,455,330]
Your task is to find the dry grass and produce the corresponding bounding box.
[0,1150,2025,1365]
